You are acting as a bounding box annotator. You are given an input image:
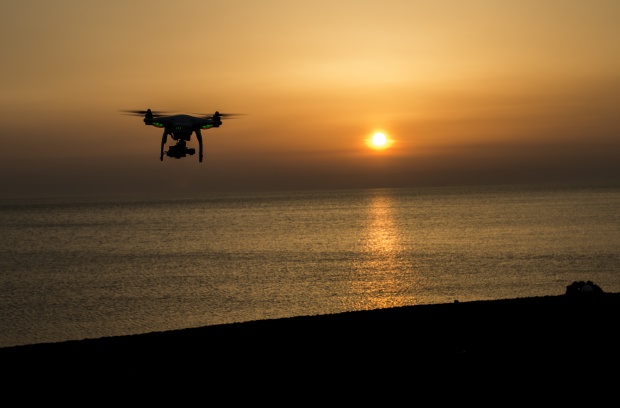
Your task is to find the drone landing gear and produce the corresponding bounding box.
[195,129,204,163]
[160,129,168,161]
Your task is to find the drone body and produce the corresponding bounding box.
[121,109,242,162]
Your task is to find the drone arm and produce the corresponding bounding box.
[195,129,203,162]
[160,129,168,161]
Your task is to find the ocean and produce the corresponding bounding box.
[1,184,619,348]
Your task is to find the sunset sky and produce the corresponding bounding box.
[1,0,619,198]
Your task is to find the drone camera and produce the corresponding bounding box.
[166,144,195,159]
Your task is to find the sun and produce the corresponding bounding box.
[372,132,387,147]
[367,132,392,150]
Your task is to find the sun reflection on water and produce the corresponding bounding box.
[349,190,420,310]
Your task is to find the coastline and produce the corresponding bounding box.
[3,292,620,382]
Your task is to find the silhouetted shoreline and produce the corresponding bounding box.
[3,291,620,384]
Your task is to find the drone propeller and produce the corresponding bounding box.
[192,112,247,119]
[119,109,172,118]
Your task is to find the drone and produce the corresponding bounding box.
[120,109,243,162]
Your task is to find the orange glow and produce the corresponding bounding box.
[1,2,620,198]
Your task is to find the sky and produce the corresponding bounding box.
[1,0,619,199]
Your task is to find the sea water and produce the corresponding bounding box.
[1,184,619,348]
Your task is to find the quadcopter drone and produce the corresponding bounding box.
[120,109,243,162]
